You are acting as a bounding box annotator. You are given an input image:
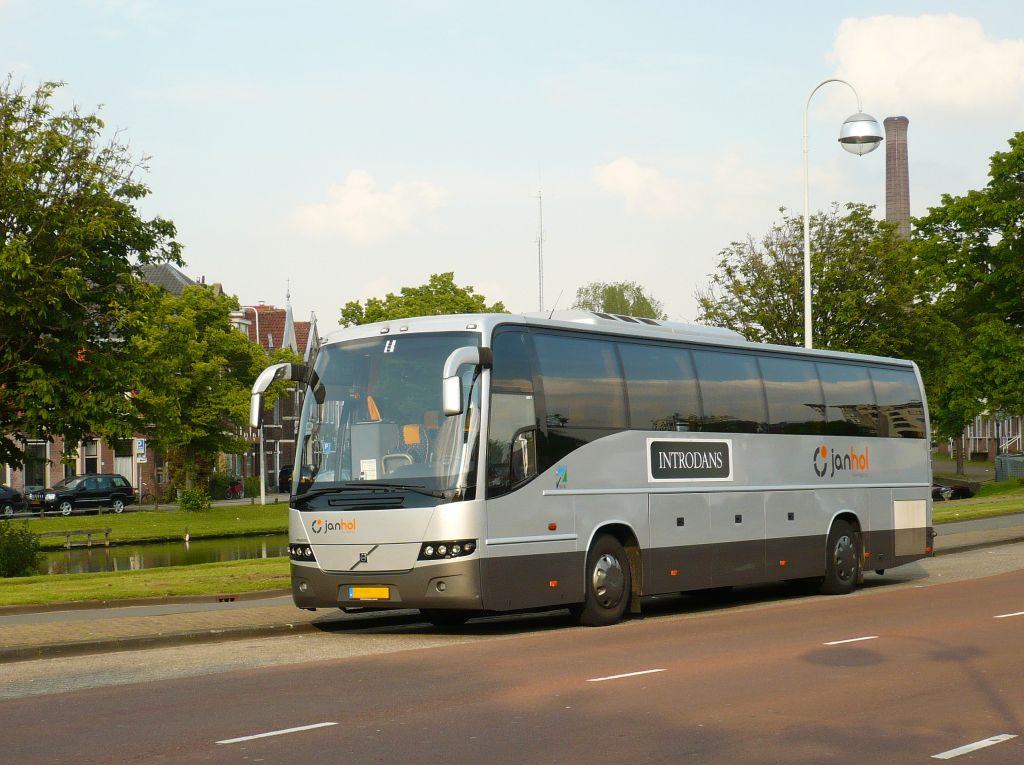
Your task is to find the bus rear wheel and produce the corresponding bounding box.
[820,520,861,595]
[571,534,632,627]
[420,609,470,628]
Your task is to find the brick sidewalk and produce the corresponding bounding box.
[2,518,1023,663]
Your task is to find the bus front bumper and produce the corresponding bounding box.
[290,558,483,611]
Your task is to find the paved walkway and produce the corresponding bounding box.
[2,515,1023,664]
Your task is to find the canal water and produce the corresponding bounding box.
[41,534,289,575]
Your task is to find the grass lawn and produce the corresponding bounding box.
[20,503,289,550]
[0,557,290,607]
[932,484,1024,524]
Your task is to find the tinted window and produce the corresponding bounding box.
[760,356,826,435]
[533,334,626,429]
[870,367,926,439]
[817,362,878,436]
[618,343,701,431]
[487,330,539,497]
[692,350,768,433]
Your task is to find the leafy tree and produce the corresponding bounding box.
[694,204,948,364]
[572,281,667,320]
[340,272,506,326]
[0,79,180,469]
[131,286,267,487]
[914,131,1024,464]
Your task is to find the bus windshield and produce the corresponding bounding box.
[293,332,480,501]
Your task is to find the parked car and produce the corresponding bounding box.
[27,474,136,516]
[931,480,977,501]
[931,483,954,501]
[1,484,24,516]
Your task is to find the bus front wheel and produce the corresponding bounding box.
[820,520,861,595]
[571,534,632,627]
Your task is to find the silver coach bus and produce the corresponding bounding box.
[250,311,933,627]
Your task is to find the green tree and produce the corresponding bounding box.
[0,80,181,469]
[914,131,1024,464]
[571,281,667,320]
[694,204,947,363]
[340,272,506,326]
[131,286,267,487]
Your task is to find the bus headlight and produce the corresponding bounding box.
[289,544,316,562]
[418,539,476,561]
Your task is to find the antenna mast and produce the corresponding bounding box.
[536,189,544,312]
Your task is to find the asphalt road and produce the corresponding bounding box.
[3,544,1024,764]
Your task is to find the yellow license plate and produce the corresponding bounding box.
[348,586,389,600]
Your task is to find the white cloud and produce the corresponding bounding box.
[592,157,690,219]
[292,170,447,243]
[828,14,1024,116]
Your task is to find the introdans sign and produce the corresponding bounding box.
[310,517,357,534]
[647,439,733,482]
[812,445,870,478]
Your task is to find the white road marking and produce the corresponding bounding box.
[216,722,338,745]
[932,734,1017,759]
[587,669,666,682]
[823,636,879,646]
[994,611,1024,619]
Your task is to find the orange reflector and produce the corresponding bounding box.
[548,522,557,531]
[864,551,871,558]
[548,580,558,588]
[925,546,933,554]
[778,560,787,567]
[670,569,679,577]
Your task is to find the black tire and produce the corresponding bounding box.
[571,534,632,627]
[420,609,471,628]
[820,520,861,595]
[59,500,73,517]
[2,503,13,517]
[112,498,125,514]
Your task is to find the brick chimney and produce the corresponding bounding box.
[884,116,910,239]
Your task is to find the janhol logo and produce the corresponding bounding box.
[310,518,356,534]
[813,445,870,478]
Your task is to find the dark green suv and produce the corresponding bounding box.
[28,474,137,516]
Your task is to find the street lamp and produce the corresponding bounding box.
[802,78,883,349]
[239,305,266,505]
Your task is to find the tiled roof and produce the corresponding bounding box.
[139,263,196,295]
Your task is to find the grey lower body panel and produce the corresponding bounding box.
[290,526,933,612]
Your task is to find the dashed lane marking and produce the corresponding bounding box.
[216,722,338,745]
[932,734,1017,760]
[587,669,666,683]
[823,635,879,646]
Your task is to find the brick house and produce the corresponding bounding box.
[229,298,315,488]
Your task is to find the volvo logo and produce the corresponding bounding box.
[350,546,379,571]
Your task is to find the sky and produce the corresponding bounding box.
[4,1,1024,329]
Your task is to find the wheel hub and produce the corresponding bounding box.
[592,553,625,608]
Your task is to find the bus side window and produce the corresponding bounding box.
[487,330,539,498]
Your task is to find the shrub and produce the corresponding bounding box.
[0,520,41,577]
[243,476,262,498]
[178,487,212,512]
[208,471,230,499]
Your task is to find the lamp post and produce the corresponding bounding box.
[802,79,883,349]
[239,305,266,505]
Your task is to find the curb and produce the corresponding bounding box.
[0,619,319,664]
[0,589,292,617]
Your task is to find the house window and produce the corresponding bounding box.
[84,439,99,474]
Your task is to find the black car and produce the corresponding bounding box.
[278,464,293,494]
[27,474,136,516]
[1,484,24,517]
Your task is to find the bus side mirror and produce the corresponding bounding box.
[441,346,492,416]
[250,362,325,428]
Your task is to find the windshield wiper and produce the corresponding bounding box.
[294,482,447,501]
[366,482,448,499]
